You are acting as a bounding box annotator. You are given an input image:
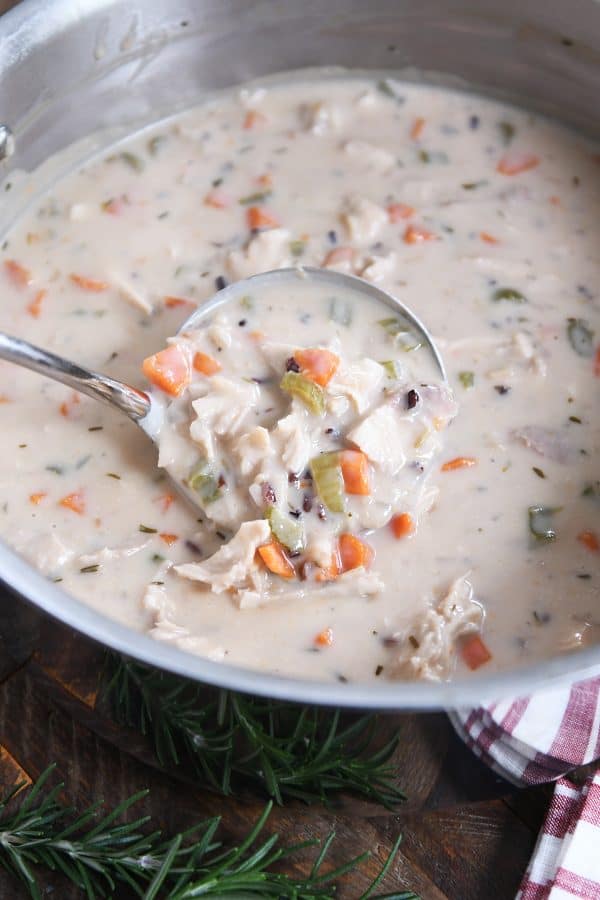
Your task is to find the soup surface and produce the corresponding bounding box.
[0,74,598,683]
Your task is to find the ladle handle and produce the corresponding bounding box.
[0,332,151,421]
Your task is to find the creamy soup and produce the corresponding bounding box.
[0,74,598,683]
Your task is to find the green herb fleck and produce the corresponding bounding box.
[498,121,515,145]
[151,553,165,563]
[106,472,121,479]
[239,295,253,309]
[147,134,167,156]
[532,467,546,479]
[139,524,157,533]
[492,287,527,303]
[582,481,600,500]
[458,371,475,389]
[239,190,272,205]
[119,151,144,172]
[88,426,103,432]
[462,180,488,190]
[569,416,582,424]
[45,464,65,475]
[80,564,100,574]
[289,239,305,257]
[378,316,409,337]
[418,149,430,164]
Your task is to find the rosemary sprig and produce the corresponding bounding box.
[104,656,405,808]
[0,765,417,899]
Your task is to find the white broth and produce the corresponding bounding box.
[0,74,598,683]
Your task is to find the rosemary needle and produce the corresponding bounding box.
[0,766,417,900]
[103,654,405,808]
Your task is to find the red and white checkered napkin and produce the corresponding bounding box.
[449,674,600,899]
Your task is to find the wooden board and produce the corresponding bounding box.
[0,589,559,899]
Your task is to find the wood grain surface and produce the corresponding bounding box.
[0,588,559,900]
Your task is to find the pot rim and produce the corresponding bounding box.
[1,0,599,709]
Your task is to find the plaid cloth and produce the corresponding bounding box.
[449,673,600,899]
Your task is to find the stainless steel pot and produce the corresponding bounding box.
[1,0,599,709]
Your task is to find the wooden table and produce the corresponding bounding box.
[0,589,560,900]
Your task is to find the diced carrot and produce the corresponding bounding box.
[0,395,10,403]
[390,512,414,540]
[243,110,266,130]
[404,224,436,244]
[164,295,194,309]
[256,173,273,188]
[315,553,342,583]
[4,259,31,288]
[142,345,191,397]
[496,152,540,176]
[480,231,499,245]
[101,196,126,215]
[27,289,46,318]
[387,203,415,223]
[157,492,175,513]
[29,492,47,505]
[322,246,355,267]
[338,533,374,572]
[578,531,599,552]
[59,491,85,515]
[340,450,370,495]
[314,627,333,647]
[246,206,280,230]
[294,348,339,387]
[410,116,425,140]
[159,533,178,546]
[460,633,492,671]
[193,351,222,376]
[59,391,80,417]
[69,273,108,292]
[204,189,231,209]
[594,346,600,377]
[441,456,477,472]
[257,541,295,578]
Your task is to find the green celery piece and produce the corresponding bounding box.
[329,296,353,327]
[492,287,527,303]
[280,371,325,415]
[267,507,305,553]
[380,360,401,378]
[310,452,345,513]
[378,316,409,337]
[188,461,221,503]
[458,371,475,389]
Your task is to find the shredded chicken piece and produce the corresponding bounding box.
[234,426,273,477]
[273,407,314,475]
[359,252,396,283]
[110,271,154,314]
[17,532,73,574]
[226,228,291,280]
[348,404,407,474]
[175,519,270,593]
[340,196,388,242]
[328,358,384,414]
[78,538,150,567]
[190,376,260,443]
[298,101,340,134]
[511,426,574,464]
[390,574,483,681]
[343,141,396,172]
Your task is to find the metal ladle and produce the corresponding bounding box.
[0,267,445,504]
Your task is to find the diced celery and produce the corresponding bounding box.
[267,507,305,553]
[187,461,221,503]
[280,371,325,415]
[380,360,401,378]
[329,296,352,327]
[310,452,345,513]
